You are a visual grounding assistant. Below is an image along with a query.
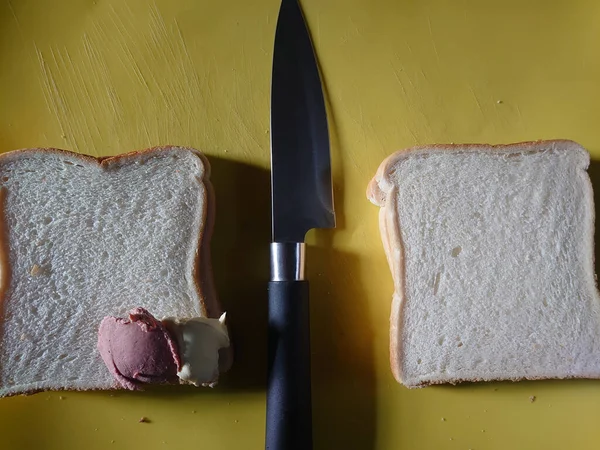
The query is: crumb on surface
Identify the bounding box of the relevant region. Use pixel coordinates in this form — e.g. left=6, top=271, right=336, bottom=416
left=59, top=396, right=64, bottom=400
left=441, top=417, right=446, bottom=422
left=192, top=410, right=196, bottom=414
left=30, top=264, right=42, bottom=276
left=139, top=417, right=150, bottom=423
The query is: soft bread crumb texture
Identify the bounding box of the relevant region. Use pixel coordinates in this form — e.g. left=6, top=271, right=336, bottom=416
left=0, top=147, right=212, bottom=396
left=369, top=140, right=600, bottom=387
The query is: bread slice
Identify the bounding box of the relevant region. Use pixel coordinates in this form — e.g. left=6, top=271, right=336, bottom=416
left=367, top=139, right=600, bottom=387
left=0, top=146, right=226, bottom=396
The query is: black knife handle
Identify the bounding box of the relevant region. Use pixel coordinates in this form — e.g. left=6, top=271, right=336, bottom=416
left=266, top=280, right=312, bottom=450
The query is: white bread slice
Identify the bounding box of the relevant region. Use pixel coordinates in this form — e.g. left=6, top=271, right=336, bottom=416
left=367, top=140, right=600, bottom=387
left=0, top=146, right=225, bottom=396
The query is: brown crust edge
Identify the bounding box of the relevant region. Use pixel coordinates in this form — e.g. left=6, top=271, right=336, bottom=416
left=0, top=145, right=229, bottom=396
left=404, top=372, right=600, bottom=389
left=197, top=164, right=234, bottom=374
left=366, top=139, right=596, bottom=387
left=1, top=383, right=115, bottom=398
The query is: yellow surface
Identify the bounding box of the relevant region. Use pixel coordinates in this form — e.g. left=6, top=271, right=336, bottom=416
left=1, top=0, right=600, bottom=448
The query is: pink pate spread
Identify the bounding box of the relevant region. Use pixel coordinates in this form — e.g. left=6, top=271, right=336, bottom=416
left=97, top=307, right=181, bottom=390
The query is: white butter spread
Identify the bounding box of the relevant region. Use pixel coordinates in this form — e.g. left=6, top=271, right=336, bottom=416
left=163, top=313, right=229, bottom=387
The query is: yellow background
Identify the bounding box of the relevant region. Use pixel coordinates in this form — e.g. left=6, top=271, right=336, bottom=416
left=1, top=0, right=600, bottom=449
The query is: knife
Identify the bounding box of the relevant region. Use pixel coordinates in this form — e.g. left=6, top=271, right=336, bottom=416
left=266, top=0, right=335, bottom=449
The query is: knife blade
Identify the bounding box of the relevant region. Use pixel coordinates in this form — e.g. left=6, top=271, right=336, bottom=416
left=266, top=0, right=335, bottom=449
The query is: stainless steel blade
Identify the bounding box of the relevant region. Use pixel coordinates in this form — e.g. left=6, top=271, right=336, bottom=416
left=270, top=0, right=335, bottom=243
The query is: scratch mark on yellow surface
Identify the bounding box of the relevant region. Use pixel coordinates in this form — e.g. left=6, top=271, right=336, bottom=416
left=340, top=15, right=362, bottom=46
left=174, top=19, right=192, bottom=64
left=416, top=110, right=432, bottom=141
left=402, top=69, right=416, bottom=92
left=8, top=0, right=39, bottom=70
left=48, top=46, right=84, bottom=153
left=427, top=17, right=440, bottom=63
left=141, top=122, right=152, bottom=147
left=6, top=0, right=17, bottom=23
left=56, top=47, right=96, bottom=153
left=345, top=145, right=363, bottom=178
left=82, top=32, right=122, bottom=122
left=231, top=107, right=261, bottom=153
left=38, top=46, right=75, bottom=143
left=35, top=46, right=67, bottom=139
left=516, top=104, right=523, bottom=121
left=406, top=125, right=419, bottom=143
left=151, top=4, right=178, bottom=63
left=370, top=117, right=386, bottom=152
left=90, top=19, right=134, bottom=89
left=468, top=85, right=485, bottom=118
left=6, top=0, right=22, bottom=33
left=46, top=48, right=65, bottom=115
left=392, top=69, right=408, bottom=98
left=108, top=5, right=152, bottom=93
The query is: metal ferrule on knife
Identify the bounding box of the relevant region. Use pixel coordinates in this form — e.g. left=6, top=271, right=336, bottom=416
left=270, top=242, right=306, bottom=281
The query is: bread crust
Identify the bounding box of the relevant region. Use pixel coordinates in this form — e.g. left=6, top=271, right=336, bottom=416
left=367, top=139, right=594, bottom=387
left=0, top=146, right=230, bottom=395
left=407, top=373, right=600, bottom=388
